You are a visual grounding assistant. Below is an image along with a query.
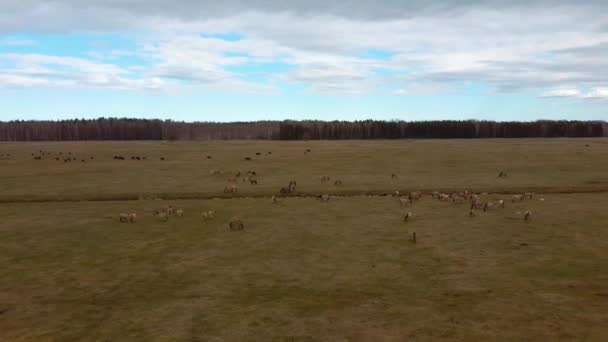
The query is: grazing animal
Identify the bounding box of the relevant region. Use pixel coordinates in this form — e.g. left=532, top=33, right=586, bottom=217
left=320, top=175, right=331, bottom=183
left=244, top=157, right=251, bottom=161
left=524, top=210, right=532, bottom=221
left=128, top=213, right=137, bottom=223
left=334, top=180, right=343, bottom=186
left=404, top=211, right=412, bottom=222
left=229, top=219, right=245, bottom=231
left=166, top=206, right=175, bottom=215
left=271, top=195, right=278, bottom=204
left=119, top=213, right=129, bottom=223
left=320, top=194, right=330, bottom=202
left=256, top=152, right=261, bottom=155
left=176, top=209, right=184, bottom=217
left=431, top=191, right=440, bottom=199
left=201, top=210, right=215, bottom=220
left=452, top=196, right=466, bottom=204
left=409, top=191, right=422, bottom=201
left=288, top=181, right=297, bottom=193
left=250, top=179, right=258, bottom=185
left=393, top=190, right=400, bottom=197
left=471, top=200, right=484, bottom=210
left=512, top=194, right=524, bottom=203
left=409, top=232, right=417, bottom=243
left=498, top=171, right=508, bottom=178
left=155, top=211, right=169, bottom=222
left=439, top=194, right=450, bottom=201
left=399, top=197, right=411, bottom=207
left=224, top=184, right=238, bottom=193
left=160, top=157, right=165, bottom=161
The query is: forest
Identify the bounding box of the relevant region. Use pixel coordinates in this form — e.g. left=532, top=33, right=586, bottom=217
left=0, top=118, right=606, bottom=141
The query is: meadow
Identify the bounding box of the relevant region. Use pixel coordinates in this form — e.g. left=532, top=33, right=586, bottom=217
left=1, top=139, right=608, bottom=341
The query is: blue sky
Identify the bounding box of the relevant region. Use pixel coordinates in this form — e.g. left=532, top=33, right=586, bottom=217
left=0, top=1, right=607, bottom=122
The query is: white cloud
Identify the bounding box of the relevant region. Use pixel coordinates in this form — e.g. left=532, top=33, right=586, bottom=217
left=0, top=1, right=607, bottom=96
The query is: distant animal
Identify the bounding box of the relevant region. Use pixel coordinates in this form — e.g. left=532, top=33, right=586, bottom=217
left=288, top=180, right=297, bottom=193
left=523, top=192, right=534, bottom=200
left=320, top=175, right=331, bottom=183
left=512, top=194, right=524, bottom=203
left=271, top=195, right=278, bottom=204
left=404, top=211, right=412, bottom=222
left=128, top=213, right=137, bottom=223
left=320, top=194, right=330, bottom=202
left=155, top=211, right=169, bottom=222
left=334, top=180, right=343, bottom=186
left=119, top=213, right=129, bottom=223
left=210, top=169, right=221, bottom=176
left=409, top=191, right=422, bottom=201
left=244, top=157, right=251, bottom=161
left=524, top=210, right=532, bottom=221
left=391, top=173, right=398, bottom=179
left=229, top=219, right=245, bottom=231
left=267, top=152, right=272, bottom=155
left=207, top=155, right=212, bottom=159
left=498, top=171, right=508, bottom=178
left=166, top=206, right=175, bottom=215
left=399, top=197, right=411, bottom=207
left=224, top=184, right=238, bottom=193
left=431, top=191, right=439, bottom=199
left=176, top=209, right=184, bottom=217
left=160, top=157, right=165, bottom=161
left=201, top=210, right=215, bottom=221
left=469, top=209, right=475, bottom=217
left=409, top=232, right=416, bottom=243
left=250, top=179, right=258, bottom=185
left=256, top=152, right=261, bottom=155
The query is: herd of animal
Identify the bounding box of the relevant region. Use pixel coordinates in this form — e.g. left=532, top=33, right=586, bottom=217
left=9, top=147, right=539, bottom=233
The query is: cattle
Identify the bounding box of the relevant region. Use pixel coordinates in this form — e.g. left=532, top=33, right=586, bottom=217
left=471, top=200, right=484, bottom=210
left=128, top=213, right=137, bottom=223
left=229, top=219, right=245, bottom=231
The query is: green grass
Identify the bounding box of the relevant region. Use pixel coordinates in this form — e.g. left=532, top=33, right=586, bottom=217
left=1, top=139, right=608, bottom=341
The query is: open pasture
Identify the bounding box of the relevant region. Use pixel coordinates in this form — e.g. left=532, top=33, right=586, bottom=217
left=0, top=139, right=607, bottom=201
left=1, top=139, right=608, bottom=341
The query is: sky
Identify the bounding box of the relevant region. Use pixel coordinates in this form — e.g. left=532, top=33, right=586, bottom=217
left=0, top=0, right=607, bottom=122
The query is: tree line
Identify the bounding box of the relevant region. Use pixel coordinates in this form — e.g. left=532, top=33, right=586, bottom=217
left=0, top=118, right=606, bottom=141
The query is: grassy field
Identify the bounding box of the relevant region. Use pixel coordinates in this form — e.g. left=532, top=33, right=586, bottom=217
left=1, top=139, right=608, bottom=341
left=1, top=139, right=608, bottom=200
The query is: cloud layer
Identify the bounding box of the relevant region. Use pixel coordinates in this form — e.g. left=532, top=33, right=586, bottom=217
left=0, top=0, right=607, bottom=99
